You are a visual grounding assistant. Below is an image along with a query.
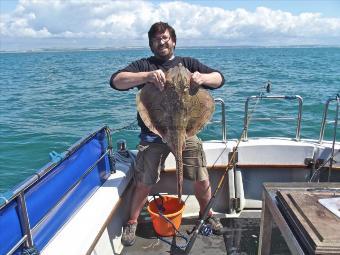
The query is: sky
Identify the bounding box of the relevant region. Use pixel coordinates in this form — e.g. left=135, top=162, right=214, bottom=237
left=1, top=0, right=340, bottom=51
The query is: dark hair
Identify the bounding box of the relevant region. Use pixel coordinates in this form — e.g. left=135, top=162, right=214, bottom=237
left=148, top=22, right=176, bottom=47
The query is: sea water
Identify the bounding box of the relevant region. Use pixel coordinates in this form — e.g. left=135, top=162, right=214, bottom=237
left=1, top=47, right=339, bottom=193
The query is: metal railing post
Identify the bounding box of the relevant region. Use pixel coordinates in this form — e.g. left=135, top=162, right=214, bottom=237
left=318, top=96, right=339, bottom=144
left=295, top=95, right=303, bottom=141
left=17, top=192, right=34, bottom=249
left=104, top=126, right=116, bottom=173
left=214, top=98, right=226, bottom=141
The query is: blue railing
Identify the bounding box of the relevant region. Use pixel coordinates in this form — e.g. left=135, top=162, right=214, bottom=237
left=0, top=126, right=114, bottom=255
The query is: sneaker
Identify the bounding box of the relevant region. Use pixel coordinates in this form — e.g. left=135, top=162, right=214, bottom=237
left=121, top=222, right=137, bottom=246
left=205, top=215, right=223, bottom=235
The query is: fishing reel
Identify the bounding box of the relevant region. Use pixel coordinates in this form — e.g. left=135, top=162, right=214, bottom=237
left=199, top=223, right=213, bottom=236
left=186, top=222, right=213, bottom=237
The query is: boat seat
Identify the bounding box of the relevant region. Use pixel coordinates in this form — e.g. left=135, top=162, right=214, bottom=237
left=41, top=161, right=133, bottom=255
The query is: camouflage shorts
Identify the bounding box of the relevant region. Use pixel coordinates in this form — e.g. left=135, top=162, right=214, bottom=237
left=134, top=136, right=208, bottom=185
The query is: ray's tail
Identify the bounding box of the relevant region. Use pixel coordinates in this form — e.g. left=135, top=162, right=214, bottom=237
left=176, top=153, right=183, bottom=202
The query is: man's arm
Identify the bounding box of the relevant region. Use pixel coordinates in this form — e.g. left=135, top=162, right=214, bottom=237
left=182, top=57, right=225, bottom=89
left=191, top=71, right=223, bottom=89
left=112, top=72, right=150, bottom=90
left=112, top=70, right=166, bottom=91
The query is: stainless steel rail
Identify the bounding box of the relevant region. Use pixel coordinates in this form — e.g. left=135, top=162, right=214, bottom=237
left=213, top=98, right=226, bottom=141
left=243, top=95, right=303, bottom=141
left=1, top=126, right=113, bottom=255
left=319, top=95, right=340, bottom=143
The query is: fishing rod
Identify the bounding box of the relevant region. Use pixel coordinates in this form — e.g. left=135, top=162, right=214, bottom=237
left=183, top=80, right=272, bottom=254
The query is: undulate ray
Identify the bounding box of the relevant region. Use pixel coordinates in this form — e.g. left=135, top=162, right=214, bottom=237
left=136, top=64, right=215, bottom=200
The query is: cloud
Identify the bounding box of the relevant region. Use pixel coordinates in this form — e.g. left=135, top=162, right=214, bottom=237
left=1, top=0, right=340, bottom=50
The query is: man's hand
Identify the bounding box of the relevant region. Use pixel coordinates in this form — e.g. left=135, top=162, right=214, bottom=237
left=191, top=71, right=223, bottom=89
left=147, top=69, right=166, bottom=91
left=191, top=71, right=205, bottom=87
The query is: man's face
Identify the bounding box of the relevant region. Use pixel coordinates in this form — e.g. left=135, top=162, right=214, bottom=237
left=150, top=29, right=175, bottom=60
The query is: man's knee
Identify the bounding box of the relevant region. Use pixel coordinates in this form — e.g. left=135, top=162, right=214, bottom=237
left=135, top=181, right=153, bottom=193
left=194, top=179, right=210, bottom=192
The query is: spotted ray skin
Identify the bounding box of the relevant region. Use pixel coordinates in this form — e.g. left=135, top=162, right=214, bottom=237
left=136, top=64, right=215, bottom=200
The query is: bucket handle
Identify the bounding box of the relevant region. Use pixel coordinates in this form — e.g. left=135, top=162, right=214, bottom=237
left=150, top=194, right=189, bottom=249
left=152, top=194, right=165, bottom=212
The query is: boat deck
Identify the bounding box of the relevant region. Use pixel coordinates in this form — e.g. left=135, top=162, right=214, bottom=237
left=122, top=217, right=290, bottom=255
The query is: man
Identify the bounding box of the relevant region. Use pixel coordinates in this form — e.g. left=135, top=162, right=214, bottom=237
left=110, top=22, right=225, bottom=246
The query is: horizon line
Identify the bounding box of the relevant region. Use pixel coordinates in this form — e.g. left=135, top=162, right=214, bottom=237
left=1, top=44, right=340, bottom=53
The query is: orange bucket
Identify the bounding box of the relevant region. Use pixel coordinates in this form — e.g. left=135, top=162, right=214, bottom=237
left=147, top=195, right=185, bottom=236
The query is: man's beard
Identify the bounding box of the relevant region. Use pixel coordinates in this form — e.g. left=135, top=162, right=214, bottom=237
left=153, top=44, right=174, bottom=60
